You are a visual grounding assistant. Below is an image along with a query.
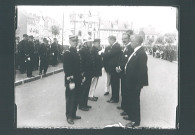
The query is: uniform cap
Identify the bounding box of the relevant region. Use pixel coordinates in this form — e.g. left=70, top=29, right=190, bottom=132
left=93, top=38, right=100, bottom=43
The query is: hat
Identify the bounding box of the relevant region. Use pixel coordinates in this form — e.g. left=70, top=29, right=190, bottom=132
left=23, top=34, right=28, bottom=38
left=93, top=38, right=100, bottom=43
left=69, top=35, right=78, bottom=41
left=29, top=35, right=34, bottom=39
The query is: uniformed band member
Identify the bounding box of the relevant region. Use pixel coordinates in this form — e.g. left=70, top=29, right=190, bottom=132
left=18, top=34, right=29, bottom=73
left=63, top=35, right=82, bottom=125
left=124, top=35, right=148, bottom=127
left=39, top=38, right=49, bottom=75
left=24, top=35, right=35, bottom=77
left=79, top=40, right=93, bottom=111
left=116, top=33, right=134, bottom=115
left=106, top=36, right=122, bottom=103
left=50, top=38, right=59, bottom=66
left=88, top=39, right=103, bottom=101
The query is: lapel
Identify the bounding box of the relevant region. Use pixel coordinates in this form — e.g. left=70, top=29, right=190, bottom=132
left=129, top=47, right=144, bottom=64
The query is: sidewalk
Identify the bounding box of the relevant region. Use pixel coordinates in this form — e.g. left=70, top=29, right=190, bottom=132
left=15, top=63, right=63, bottom=86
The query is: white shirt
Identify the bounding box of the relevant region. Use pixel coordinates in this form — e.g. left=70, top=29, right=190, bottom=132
left=124, top=45, right=142, bottom=74
left=123, top=42, right=131, bottom=52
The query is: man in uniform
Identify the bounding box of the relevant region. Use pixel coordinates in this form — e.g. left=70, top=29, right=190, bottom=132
left=39, top=38, right=49, bottom=75
left=78, top=40, right=93, bottom=111
left=106, top=35, right=122, bottom=103
left=18, top=34, right=29, bottom=73
left=88, top=39, right=103, bottom=101
left=116, top=33, right=134, bottom=116
left=24, top=35, right=35, bottom=77
left=51, top=38, right=59, bottom=66
left=63, top=35, right=82, bottom=125
left=124, top=35, right=148, bottom=127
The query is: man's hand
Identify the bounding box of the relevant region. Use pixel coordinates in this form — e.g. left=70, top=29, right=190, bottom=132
left=67, top=76, right=73, bottom=81
left=116, top=67, right=122, bottom=73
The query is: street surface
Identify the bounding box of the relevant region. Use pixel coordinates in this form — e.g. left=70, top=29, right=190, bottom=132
left=15, top=55, right=178, bottom=129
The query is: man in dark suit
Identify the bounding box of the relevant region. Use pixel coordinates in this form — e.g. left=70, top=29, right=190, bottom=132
left=116, top=33, right=134, bottom=115
left=63, top=35, right=82, bottom=125
left=24, top=35, right=35, bottom=78
left=38, top=38, right=49, bottom=75
left=106, top=35, right=122, bottom=103
left=50, top=38, right=59, bottom=66
left=18, top=34, right=28, bottom=74
left=124, top=35, right=148, bottom=127
left=78, top=40, right=93, bottom=111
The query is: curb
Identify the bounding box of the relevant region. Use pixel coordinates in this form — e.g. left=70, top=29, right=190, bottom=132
left=15, top=68, right=63, bottom=87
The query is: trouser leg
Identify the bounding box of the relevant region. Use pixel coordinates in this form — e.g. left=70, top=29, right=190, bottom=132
left=89, top=77, right=99, bottom=98
left=105, top=72, right=111, bottom=93
left=110, top=73, right=120, bottom=102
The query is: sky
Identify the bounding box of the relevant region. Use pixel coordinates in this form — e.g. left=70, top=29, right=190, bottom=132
left=18, top=6, right=178, bottom=34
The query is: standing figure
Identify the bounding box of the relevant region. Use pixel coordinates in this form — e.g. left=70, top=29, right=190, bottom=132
left=78, top=41, right=93, bottom=111
left=24, top=35, right=35, bottom=78
left=106, top=36, right=122, bottom=103
left=115, top=33, right=134, bottom=115
left=124, top=35, right=148, bottom=127
left=102, top=44, right=111, bottom=96
left=33, top=39, right=40, bottom=70
left=39, top=38, right=49, bottom=75
left=63, top=35, right=82, bottom=125
left=18, top=34, right=28, bottom=73
left=88, top=39, right=103, bottom=101
left=51, top=38, right=59, bottom=66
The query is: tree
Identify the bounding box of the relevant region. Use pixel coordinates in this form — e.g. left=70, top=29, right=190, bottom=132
left=51, top=25, right=60, bottom=37
left=156, top=36, right=164, bottom=45
left=164, top=33, right=176, bottom=44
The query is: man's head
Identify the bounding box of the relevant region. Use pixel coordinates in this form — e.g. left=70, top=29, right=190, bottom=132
left=131, top=35, right=144, bottom=49
left=69, top=35, right=78, bottom=48
left=53, top=38, right=57, bottom=43
left=126, top=30, right=134, bottom=36
left=108, top=35, right=116, bottom=45
left=43, top=38, right=48, bottom=44
left=93, top=39, right=101, bottom=48
left=29, top=35, right=34, bottom=42
left=122, top=33, right=131, bottom=45
left=23, top=34, right=28, bottom=40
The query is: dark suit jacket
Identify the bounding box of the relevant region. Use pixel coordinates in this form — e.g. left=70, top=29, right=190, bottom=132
left=104, top=42, right=122, bottom=74
left=118, top=44, right=134, bottom=74
left=102, top=45, right=111, bottom=73
left=63, top=47, right=82, bottom=84
left=125, top=47, right=148, bottom=88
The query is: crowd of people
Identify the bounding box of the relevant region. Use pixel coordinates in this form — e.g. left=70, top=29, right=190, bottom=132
left=145, top=44, right=178, bottom=62
left=63, top=30, right=148, bottom=128
left=15, top=35, right=63, bottom=77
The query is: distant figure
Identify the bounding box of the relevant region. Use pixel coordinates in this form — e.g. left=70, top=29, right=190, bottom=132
left=39, top=38, right=49, bottom=75
left=24, top=35, right=35, bottom=77
left=50, top=38, right=59, bottom=66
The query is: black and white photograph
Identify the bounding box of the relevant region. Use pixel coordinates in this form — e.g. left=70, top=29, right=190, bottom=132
left=14, top=6, right=178, bottom=129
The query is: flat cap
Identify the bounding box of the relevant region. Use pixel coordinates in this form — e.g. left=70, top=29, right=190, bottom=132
left=93, top=38, right=100, bottom=43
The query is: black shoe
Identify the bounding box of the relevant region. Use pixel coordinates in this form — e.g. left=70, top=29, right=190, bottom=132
left=79, top=107, right=89, bottom=111
left=120, top=112, right=127, bottom=116
left=88, top=97, right=97, bottom=101
left=93, top=96, right=98, bottom=100
left=117, top=106, right=123, bottom=110
left=67, top=118, right=74, bottom=125
left=123, top=116, right=131, bottom=120
left=86, top=105, right=92, bottom=109
left=73, top=116, right=81, bottom=119
left=104, top=92, right=109, bottom=96
left=126, top=122, right=140, bottom=127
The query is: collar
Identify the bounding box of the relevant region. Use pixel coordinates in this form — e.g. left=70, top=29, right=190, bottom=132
left=134, top=45, right=142, bottom=53
left=112, top=41, right=117, bottom=46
